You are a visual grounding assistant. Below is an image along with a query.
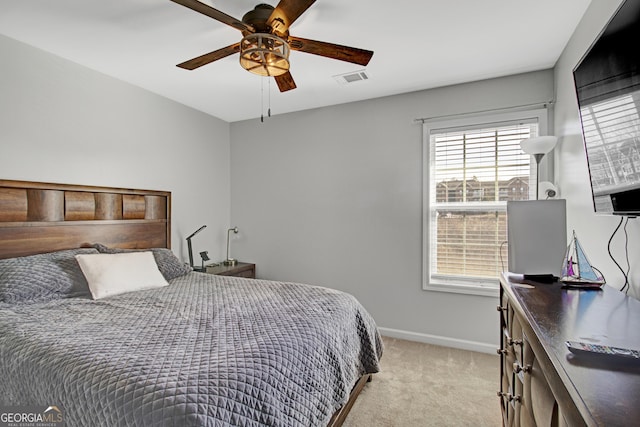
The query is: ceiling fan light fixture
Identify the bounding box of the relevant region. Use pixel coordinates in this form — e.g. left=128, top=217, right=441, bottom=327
left=240, top=33, right=290, bottom=77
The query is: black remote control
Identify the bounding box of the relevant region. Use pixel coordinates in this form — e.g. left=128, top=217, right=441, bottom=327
left=566, top=341, right=640, bottom=360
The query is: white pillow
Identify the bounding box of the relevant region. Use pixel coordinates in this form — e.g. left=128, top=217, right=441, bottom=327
left=75, top=252, right=169, bottom=300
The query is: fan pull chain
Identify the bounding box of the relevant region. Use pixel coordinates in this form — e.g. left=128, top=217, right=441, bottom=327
left=261, top=77, right=265, bottom=123
left=268, top=78, right=271, bottom=118
left=260, top=78, right=273, bottom=123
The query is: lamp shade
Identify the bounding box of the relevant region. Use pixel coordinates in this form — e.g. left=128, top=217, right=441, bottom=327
left=519, top=136, right=558, bottom=156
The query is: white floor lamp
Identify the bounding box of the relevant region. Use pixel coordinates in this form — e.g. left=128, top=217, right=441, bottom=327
left=519, top=136, right=558, bottom=200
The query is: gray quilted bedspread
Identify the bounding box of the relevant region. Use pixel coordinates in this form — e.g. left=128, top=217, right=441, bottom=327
left=0, top=273, right=382, bottom=426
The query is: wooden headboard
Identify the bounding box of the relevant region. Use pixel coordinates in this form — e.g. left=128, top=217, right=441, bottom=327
left=0, top=180, right=171, bottom=259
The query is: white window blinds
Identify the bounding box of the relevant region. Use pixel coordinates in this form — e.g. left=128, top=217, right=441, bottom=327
left=424, top=115, right=540, bottom=294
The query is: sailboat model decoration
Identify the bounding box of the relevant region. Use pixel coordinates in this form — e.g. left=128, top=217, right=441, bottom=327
left=560, top=230, right=606, bottom=288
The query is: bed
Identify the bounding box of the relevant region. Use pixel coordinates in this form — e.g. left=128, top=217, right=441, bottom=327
left=0, top=180, right=382, bottom=427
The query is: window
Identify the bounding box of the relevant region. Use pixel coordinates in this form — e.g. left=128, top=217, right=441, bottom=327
left=423, top=109, right=548, bottom=296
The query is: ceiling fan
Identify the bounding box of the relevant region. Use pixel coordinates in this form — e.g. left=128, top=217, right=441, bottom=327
left=170, top=0, right=374, bottom=92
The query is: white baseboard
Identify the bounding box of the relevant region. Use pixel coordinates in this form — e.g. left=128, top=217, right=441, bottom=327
left=378, top=327, right=498, bottom=355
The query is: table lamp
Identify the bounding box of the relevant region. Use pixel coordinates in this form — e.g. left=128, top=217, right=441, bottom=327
left=224, top=227, right=239, bottom=266
left=186, top=225, right=206, bottom=271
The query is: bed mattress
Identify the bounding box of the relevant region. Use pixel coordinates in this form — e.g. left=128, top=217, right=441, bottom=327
left=0, top=273, right=382, bottom=426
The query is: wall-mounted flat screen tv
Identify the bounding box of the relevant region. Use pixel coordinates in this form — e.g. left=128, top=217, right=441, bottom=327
left=573, top=0, right=640, bottom=215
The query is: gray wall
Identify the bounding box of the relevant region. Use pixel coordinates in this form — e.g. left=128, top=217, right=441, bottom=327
left=553, top=0, right=639, bottom=299
left=10, top=10, right=630, bottom=354
left=230, top=70, right=554, bottom=352
left=0, top=34, right=232, bottom=263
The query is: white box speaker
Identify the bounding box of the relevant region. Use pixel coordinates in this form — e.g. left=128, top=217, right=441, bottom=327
left=507, top=199, right=567, bottom=276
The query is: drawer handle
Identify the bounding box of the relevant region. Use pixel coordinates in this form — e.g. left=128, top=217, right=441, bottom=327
left=497, top=391, right=521, bottom=403
left=509, top=338, right=523, bottom=347
left=513, top=362, right=532, bottom=374
left=503, top=329, right=522, bottom=346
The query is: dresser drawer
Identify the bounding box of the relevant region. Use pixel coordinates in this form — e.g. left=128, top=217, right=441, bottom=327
left=233, top=268, right=256, bottom=278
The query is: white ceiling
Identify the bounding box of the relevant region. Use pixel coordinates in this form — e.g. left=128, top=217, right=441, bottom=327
left=0, top=0, right=593, bottom=122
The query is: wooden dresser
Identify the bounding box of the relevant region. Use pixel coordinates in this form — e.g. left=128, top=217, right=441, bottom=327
left=498, top=274, right=640, bottom=426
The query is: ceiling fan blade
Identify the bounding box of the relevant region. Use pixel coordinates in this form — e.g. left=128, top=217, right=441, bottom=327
left=267, top=0, right=316, bottom=37
left=289, top=36, right=373, bottom=66
left=177, top=43, right=240, bottom=70
left=275, top=72, right=297, bottom=92
left=170, top=0, right=254, bottom=33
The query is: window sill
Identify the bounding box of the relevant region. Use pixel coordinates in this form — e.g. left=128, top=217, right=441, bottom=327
left=423, top=281, right=499, bottom=298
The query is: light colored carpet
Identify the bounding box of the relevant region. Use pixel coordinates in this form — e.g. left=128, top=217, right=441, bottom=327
left=343, top=337, right=501, bottom=427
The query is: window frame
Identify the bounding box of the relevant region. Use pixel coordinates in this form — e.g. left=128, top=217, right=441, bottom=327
left=422, top=108, right=549, bottom=297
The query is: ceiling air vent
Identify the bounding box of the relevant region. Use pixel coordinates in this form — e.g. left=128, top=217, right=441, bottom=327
left=333, top=70, right=370, bottom=85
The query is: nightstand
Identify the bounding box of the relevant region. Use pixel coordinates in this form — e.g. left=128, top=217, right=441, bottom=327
left=205, top=262, right=255, bottom=279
